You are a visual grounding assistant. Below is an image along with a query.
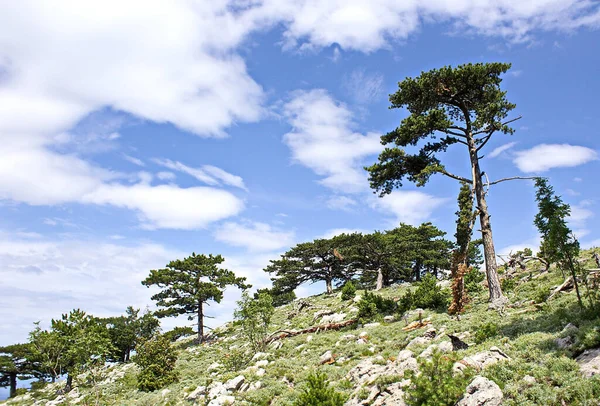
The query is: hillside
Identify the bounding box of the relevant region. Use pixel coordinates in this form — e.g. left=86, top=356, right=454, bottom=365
left=3, top=248, right=600, bottom=406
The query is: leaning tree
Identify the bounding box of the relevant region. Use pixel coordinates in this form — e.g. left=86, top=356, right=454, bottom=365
left=366, top=62, right=533, bottom=307
left=142, top=253, right=249, bottom=343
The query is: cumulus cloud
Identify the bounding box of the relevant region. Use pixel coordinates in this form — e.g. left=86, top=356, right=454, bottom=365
left=214, top=221, right=295, bottom=252
left=282, top=89, right=382, bottom=192
left=319, top=228, right=370, bottom=239
left=369, top=191, right=447, bottom=225
left=513, top=144, right=598, bottom=173
left=82, top=184, right=244, bottom=230
left=326, top=195, right=358, bottom=211
left=488, top=141, right=517, bottom=158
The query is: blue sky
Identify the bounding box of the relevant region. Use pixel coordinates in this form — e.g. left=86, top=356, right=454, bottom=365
left=1, top=1, right=599, bottom=348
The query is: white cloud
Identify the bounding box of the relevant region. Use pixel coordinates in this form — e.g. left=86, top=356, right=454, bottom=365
left=369, top=191, right=447, bottom=225
left=496, top=237, right=541, bottom=257
left=513, top=144, right=598, bottom=173
left=156, top=171, right=177, bottom=181
left=82, top=183, right=244, bottom=230
left=214, top=221, right=295, bottom=252
left=282, top=89, right=382, bottom=192
left=123, top=155, right=145, bottom=167
left=488, top=141, right=517, bottom=158
left=0, top=232, right=185, bottom=345
left=343, top=69, right=385, bottom=104
left=253, top=0, right=600, bottom=51
left=153, top=159, right=247, bottom=191
left=326, top=195, right=358, bottom=211
left=568, top=203, right=594, bottom=227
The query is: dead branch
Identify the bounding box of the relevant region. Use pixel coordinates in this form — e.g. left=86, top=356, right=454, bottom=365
left=265, top=319, right=358, bottom=344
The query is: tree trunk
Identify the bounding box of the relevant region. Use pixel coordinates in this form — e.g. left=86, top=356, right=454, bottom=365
left=125, top=347, right=131, bottom=362
left=65, top=374, right=73, bottom=393
left=198, top=301, right=204, bottom=343
left=375, top=268, right=384, bottom=291
left=468, top=136, right=506, bottom=307
left=325, top=278, right=333, bottom=294
left=9, top=372, right=16, bottom=398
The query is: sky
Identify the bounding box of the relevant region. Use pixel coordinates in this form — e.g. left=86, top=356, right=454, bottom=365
left=1, top=0, right=599, bottom=349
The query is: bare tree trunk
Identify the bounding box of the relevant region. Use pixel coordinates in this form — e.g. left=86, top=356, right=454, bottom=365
left=9, top=372, right=16, bottom=398
left=375, top=268, right=383, bottom=291
left=198, top=301, right=204, bottom=343
left=325, top=278, right=333, bottom=294
left=65, top=374, right=73, bottom=393
left=468, top=136, right=506, bottom=307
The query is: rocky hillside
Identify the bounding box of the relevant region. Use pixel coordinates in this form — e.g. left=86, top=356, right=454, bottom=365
left=4, top=249, right=600, bottom=406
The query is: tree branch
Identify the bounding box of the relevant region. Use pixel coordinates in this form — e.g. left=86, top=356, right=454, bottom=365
left=488, top=176, right=539, bottom=186
left=439, top=169, right=471, bottom=183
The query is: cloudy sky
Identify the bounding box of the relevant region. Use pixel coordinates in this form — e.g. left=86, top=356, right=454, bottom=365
left=1, top=0, right=599, bottom=347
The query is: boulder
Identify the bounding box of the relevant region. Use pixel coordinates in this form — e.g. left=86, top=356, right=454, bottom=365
left=321, top=313, right=346, bottom=324
left=576, top=348, right=600, bottom=377
left=456, top=376, right=503, bottom=406
left=207, top=395, right=236, bottom=406
left=555, top=336, right=574, bottom=349
left=384, top=315, right=395, bottom=323
left=455, top=347, right=511, bottom=372
left=320, top=350, right=334, bottom=364
left=187, top=385, right=207, bottom=400
left=224, top=375, right=245, bottom=391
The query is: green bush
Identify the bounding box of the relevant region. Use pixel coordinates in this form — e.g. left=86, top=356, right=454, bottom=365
left=340, top=281, right=357, bottom=301
left=234, top=291, right=274, bottom=352
left=464, top=268, right=485, bottom=294
left=223, top=347, right=252, bottom=372
left=397, top=290, right=415, bottom=315
left=404, top=350, right=473, bottom=406
left=294, top=371, right=347, bottom=406
left=474, top=322, right=499, bottom=344
left=12, top=388, right=27, bottom=397
left=501, top=278, right=516, bottom=292
left=357, top=291, right=397, bottom=322
left=413, top=274, right=448, bottom=310
left=133, top=334, right=178, bottom=392
left=534, top=286, right=550, bottom=303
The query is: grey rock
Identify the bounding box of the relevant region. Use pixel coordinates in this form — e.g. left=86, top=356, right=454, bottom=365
left=320, top=350, right=334, bottom=364
left=456, top=376, right=503, bottom=406
left=187, top=385, right=207, bottom=400
left=224, top=375, right=245, bottom=392
left=576, top=348, right=600, bottom=377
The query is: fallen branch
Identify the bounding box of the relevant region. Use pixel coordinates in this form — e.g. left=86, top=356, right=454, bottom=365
left=547, top=276, right=574, bottom=301
left=265, top=319, right=358, bottom=344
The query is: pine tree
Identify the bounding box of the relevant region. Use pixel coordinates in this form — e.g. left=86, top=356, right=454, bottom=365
left=534, top=178, right=583, bottom=307
left=142, top=253, right=249, bottom=343
left=134, top=334, right=178, bottom=392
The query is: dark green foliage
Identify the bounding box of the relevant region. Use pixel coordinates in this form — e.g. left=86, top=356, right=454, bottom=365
left=474, top=322, right=499, bottom=344
left=294, top=371, right=347, bottom=406
left=234, top=291, right=274, bottom=352
left=534, top=178, right=584, bottom=307
left=397, top=290, right=415, bottom=315
left=464, top=268, right=485, bottom=294
left=222, top=347, right=252, bottom=372
left=255, top=285, right=296, bottom=308
left=501, top=278, right=516, bottom=293
left=99, top=306, right=159, bottom=362
left=163, top=326, right=195, bottom=342
left=28, top=309, right=114, bottom=391
left=134, top=334, right=178, bottom=392
left=0, top=343, right=35, bottom=398
left=533, top=286, right=551, bottom=304
left=357, top=291, right=397, bottom=322
left=340, top=281, right=356, bottom=301
left=413, top=274, right=448, bottom=310
left=142, top=253, right=250, bottom=342
left=404, top=350, right=474, bottom=406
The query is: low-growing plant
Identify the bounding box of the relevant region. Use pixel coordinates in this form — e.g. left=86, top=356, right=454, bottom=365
left=223, top=347, right=252, bottom=372
left=474, top=322, right=499, bottom=344
left=294, top=370, right=347, bottom=406
left=413, top=274, right=449, bottom=310
left=404, top=350, right=473, bottom=406
left=534, top=286, right=551, bottom=304
left=340, top=281, right=357, bottom=301
left=501, top=278, right=517, bottom=293
left=234, top=291, right=274, bottom=352
left=133, top=334, right=178, bottom=392
left=464, top=268, right=485, bottom=294
left=397, top=290, right=415, bottom=315
left=357, top=291, right=397, bottom=322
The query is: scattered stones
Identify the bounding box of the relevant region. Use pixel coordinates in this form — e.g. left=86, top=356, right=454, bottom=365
left=455, top=347, right=511, bottom=372
left=555, top=336, right=574, bottom=349
left=306, top=335, right=313, bottom=342
left=562, top=323, right=579, bottom=333
left=456, top=376, right=503, bottom=406
left=321, top=313, right=346, bottom=324
left=348, top=306, right=359, bottom=313
left=187, top=385, right=207, bottom=400
left=356, top=338, right=368, bottom=345
left=252, top=352, right=269, bottom=361
left=359, top=331, right=369, bottom=339
left=364, top=322, right=381, bottom=328
left=320, top=350, right=334, bottom=364
left=383, top=315, right=395, bottom=323
left=576, top=348, right=600, bottom=377
left=353, top=295, right=362, bottom=303
left=270, top=341, right=283, bottom=350
left=207, top=395, right=235, bottom=406
left=255, top=368, right=266, bottom=377
left=208, top=362, right=222, bottom=372
left=255, top=359, right=269, bottom=367
left=522, top=375, right=537, bottom=385
left=224, top=375, right=245, bottom=391
left=249, top=381, right=262, bottom=391
left=161, top=389, right=171, bottom=398
left=342, top=334, right=356, bottom=341
left=313, top=309, right=334, bottom=322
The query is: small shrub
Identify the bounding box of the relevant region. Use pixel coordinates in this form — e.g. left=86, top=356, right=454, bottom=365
left=404, top=350, right=473, bottom=406
left=234, top=291, right=274, bottom=352
left=294, top=371, right=347, bottom=406
left=223, top=347, right=252, bottom=372
left=501, top=278, right=516, bottom=292
left=357, top=291, right=397, bottom=322
left=397, top=290, right=415, bottom=315
left=134, top=334, right=178, bottom=392
left=534, top=286, right=550, bottom=303
left=464, top=268, right=485, bottom=294
left=474, top=322, right=499, bottom=344
left=414, top=274, right=448, bottom=310
left=340, top=281, right=357, bottom=301
left=29, top=380, right=48, bottom=391
left=12, top=388, right=27, bottom=397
